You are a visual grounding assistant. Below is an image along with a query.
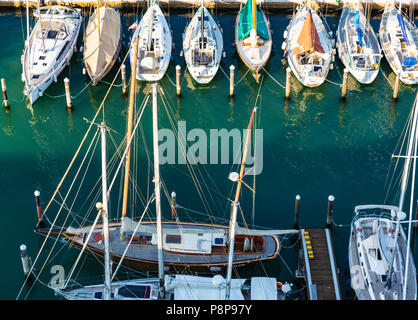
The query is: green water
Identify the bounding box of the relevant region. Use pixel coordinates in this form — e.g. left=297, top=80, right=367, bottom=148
left=1, top=8, right=418, bottom=300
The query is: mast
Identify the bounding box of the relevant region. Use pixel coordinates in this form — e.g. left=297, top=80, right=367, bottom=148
left=200, top=0, right=205, bottom=52
left=225, top=107, right=257, bottom=300
left=96, top=0, right=101, bottom=42
left=26, top=0, right=29, bottom=42
left=37, top=0, right=45, bottom=53
left=100, top=123, right=112, bottom=300
left=151, top=83, right=165, bottom=299
left=120, top=36, right=139, bottom=239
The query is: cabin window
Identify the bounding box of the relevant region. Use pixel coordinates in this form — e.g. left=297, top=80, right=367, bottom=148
left=214, top=237, right=224, bottom=245
left=32, top=75, right=40, bottom=79
left=94, top=291, right=103, bottom=300
left=39, top=56, right=46, bottom=60
left=368, top=248, right=377, bottom=259
left=166, top=235, right=181, bottom=244
left=118, top=285, right=151, bottom=299
left=47, top=30, right=58, bottom=39
left=128, top=235, right=152, bottom=244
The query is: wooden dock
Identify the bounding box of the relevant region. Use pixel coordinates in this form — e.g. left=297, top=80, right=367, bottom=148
left=300, top=228, right=341, bottom=300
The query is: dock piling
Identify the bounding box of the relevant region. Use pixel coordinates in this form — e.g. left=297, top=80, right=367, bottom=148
left=326, top=195, right=335, bottom=228
left=229, top=65, right=235, bottom=97
left=293, top=194, right=301, bottom=229
left=121, top=64, right=127, bottom=95
left=342, top=68, right=348, bottom=99
left=285, top=67, right=291, bottom=100
left=64, top=77, right=72, bottom=109
left=34, top=190, right=43, bottom=224
left=171, top=191, right=177, bottom=220
left=20, top=244, right=31, bottom=279
left=176, top=65, right=181, bottom=96
left=393, top=72, right=400, bottom=101
left=1, top=78, right=9, bottom=108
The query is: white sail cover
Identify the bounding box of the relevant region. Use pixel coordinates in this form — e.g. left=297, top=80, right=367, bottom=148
left=166, top=275, right=246, bottom=300
left=250, top=277, right=277, bottom=300
left=83, top=7, right=120, bottom=79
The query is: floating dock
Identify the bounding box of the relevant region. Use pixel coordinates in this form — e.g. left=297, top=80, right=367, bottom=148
left=0, top=0, right=416, bottom=9
left=300, top=228, right=341, bottom=300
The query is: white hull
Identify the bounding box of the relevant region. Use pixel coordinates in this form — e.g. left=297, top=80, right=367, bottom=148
left=129, top=4, right=172, bottom=82
left=22, top=6, right=81, bottom=104
left=379, top=4, right=418, bottom=85
left=336, top=6, right=381, bottom=84
left=284, top=5, right=333, bottom=87
left=183, top=5, right=223, bottom=84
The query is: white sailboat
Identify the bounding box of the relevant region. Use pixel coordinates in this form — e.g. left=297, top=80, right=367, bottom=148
left=129, top=0, right=172, bottom=81
left=21, top=5, right=81, bottom=104
left=83, top=3, right=121, bottom=85
left=336, top=2, right=382, bottom=84
left=379, top=2, right=418, bottom=84
left=283, top=0, right=334, bottom=87
left=348, top=94, right=418, bottom=300
left=183, top=0, right=223, bottom=84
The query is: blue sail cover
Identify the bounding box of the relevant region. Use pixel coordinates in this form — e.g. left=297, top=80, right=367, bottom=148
left=354, top=11, right=363, bottom=48
left=397, top=13, right=410, bottom=46
left=403, top=56, right=417, bottom=67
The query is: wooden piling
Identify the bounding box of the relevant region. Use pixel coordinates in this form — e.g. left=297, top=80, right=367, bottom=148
left=229, top=65, right=235, bottom=97
left=121, top=64, right=127, bottom=95
left=1, top=78, right=9, bottom=108
left=326, top=195, right=335, bottom=228
left=20, top=244, right=31, bottom=278
left=341, top=68, right=348, bottom=99
left=34, top=190, right=43, bottom=224
left=293, top=194, right=301, bottom=229
left=393, top=72, right=400, bottom=100
left=171, top=191, right=177, bottom=219
left=285, top=67, right=291, bottom=100
left=64, top=77, right=72, bottom=109
left=176, top=65, right=181, bottom=96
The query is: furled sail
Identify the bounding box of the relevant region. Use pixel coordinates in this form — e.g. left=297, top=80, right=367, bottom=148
left=293, top=10, right=325, bottom=55
left=237, top=0, right=269, bottom=42
left=397, top=13, right=410, bottom=46
left=354, top=11, right=363, bottom=48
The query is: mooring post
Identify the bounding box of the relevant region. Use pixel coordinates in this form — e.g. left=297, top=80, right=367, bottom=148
left=64, top=77, right=72, bottom=109
left=34, top=190, right=43, bottom=224
left=121, top=63, right=127, bottom=95
left=342, top=68, right=348, bottom=99
left=229, top=65, right=235, bottom=97
left=20, top=244, right=31, bottom=278
left=176, top=65, right=181, bottom=96
left=171, top=191, right=177, bottom=220
left=393, top=72, right=400, bottom=101
left=293, top=194, right=301, bottom=229
left=326, top=195, right=335, bottom=228
left=285, top=67, right=291, bottom=100
left=1, top=78, right=9, bottom=108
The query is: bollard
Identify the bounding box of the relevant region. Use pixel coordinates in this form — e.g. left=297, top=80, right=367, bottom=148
left=82, top=67, right=86, bottom=75
left=326, top=195, right=335, bottom=228
left=1, top=78, right=9, bottom=108
left=121, top=64, right=127, bottom=95
left=393, top=72, right=400, bottom=100
left=20, top=244, right=31, bottom=278
left=341, top=68, right=348, bottom=99
left=293, top=195, right=301, bottom=229
left=64, top=77, right=72, bottom=109
left=229, top=65, right=235, bottom=97
left=171, top=191, right=177, bottom=220
left=34, top=190, right=43, bottom=224
left=285, top=67, right=291, bottom=100
left=176, top=65, right=181, bottom=96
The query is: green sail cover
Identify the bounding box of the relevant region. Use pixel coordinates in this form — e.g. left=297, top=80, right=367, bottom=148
left=237, top=0, right=270, bottom=42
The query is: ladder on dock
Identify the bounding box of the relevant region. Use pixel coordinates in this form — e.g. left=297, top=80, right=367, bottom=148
left=300, top=229, right=341, bottom=300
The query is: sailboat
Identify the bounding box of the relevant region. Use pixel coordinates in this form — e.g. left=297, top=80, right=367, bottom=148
left=83, top=3, right=121, bottom=85
left=183, top=0, right=223, bottom=84
left=234, top=0, right=272, bottom=82
left=21, top=5, right=81, bottom=104
left=283, top=0, right=334, bottom=87
left=336, top=2, right=382, bottom=84
left=379, top=2, right=418, bottom=84
left=129, top=0, right=172, bottom=81
left=348, top=94, right=418, bottom=300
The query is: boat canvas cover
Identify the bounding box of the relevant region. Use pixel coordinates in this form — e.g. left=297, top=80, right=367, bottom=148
left=354, top=11, right=363, bottom=48
left=84, top=7, right=120, bottom=76
left=397, top=13, right=410, bottom=46
left=250, top=277, right=277, bottom=300
left=168, top=275, right=246, bottom=300
left=293, top=10, right=325, bottom=55
left=237, top=0, right=269, bottom=42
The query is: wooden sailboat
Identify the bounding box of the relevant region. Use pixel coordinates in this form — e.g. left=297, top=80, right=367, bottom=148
left=379, top=2, right=418, bottom=85
left=83, top=2, right=121, bottom=85
left=183, top=0, right=223, bottom=84
left=283, top=0, right=334, bottom=87
left=129, top=0, right=172, bottom=81
left=348, top=94, right=418, bottom=300
left=21, top=5, right=81, bottom=104
left=336, top=2, right=382, bottom=84
left=234, top=0, right=272, bottom=82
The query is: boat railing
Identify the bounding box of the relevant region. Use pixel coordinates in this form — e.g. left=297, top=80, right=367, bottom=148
left=353, top=210, right=395, bottom=224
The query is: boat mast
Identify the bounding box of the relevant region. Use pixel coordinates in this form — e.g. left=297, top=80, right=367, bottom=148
left=120, top=36, right=139, bottom=239
left=100, top=123, right=112, bottom=300
left=151, top=83, right=165, bottom=299
left=200, top=0, right=205, bottom=52
left=225, top=107, right=257, bottom=300
left=96, top=0, right=101, bottom=42
left=26, top=0, right=29, bottom=42
left=37, top=0, right=45, bottom=53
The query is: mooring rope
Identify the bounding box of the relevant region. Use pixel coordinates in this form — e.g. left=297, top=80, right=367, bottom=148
left=235, top=68, right=250, bottom=86
left=219, top=64, right=230, bottom=81
left=262, top=67, right=286, bottom=89
left=379, top=67, right=394, bottom=89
